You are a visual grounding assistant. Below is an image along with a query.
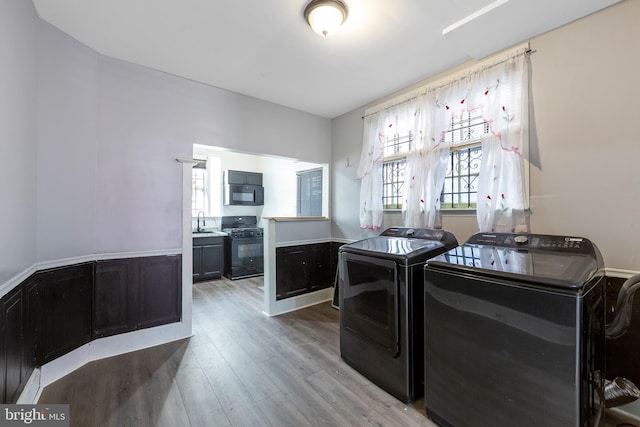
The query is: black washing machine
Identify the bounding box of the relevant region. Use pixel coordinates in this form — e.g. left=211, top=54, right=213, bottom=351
left=338, top=227, right=458, bottom=403
left=423, top=232, right=605, bottom=427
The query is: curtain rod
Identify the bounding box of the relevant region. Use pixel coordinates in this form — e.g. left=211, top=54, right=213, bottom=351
left=361, top=48, right=535, bottom=120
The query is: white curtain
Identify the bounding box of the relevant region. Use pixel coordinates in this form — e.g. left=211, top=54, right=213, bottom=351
left=425, top=51, right=529, bottom=233
left=359, top=49, right=529, bottom=232
left=475, top=54, right=529, bottom=232
left=357, top=112, right=384, bottom=230
left=403, top=93, right=449, bottom=228
left=358, top=103, right=416, bottom=230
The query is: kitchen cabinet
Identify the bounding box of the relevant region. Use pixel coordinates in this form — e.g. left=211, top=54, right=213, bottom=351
left=225, top=169, right=262, bottom=186
left=193, top=236, right=224, bottom=281
left=308, top=243, right=332, bottom=290
left=276, top=246, right=307, bottom=299
left=40, top=263, right=93, bottom=363
left=276, top=242, right=332, bottom=300
left=94, top=255, right=182, bottom=338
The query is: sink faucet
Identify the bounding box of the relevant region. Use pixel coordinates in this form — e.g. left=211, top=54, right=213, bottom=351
left=197, top=211, right=205, bottom=232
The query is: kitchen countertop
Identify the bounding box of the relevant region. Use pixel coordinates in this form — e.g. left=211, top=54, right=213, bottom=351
left=192, top=231, right=227, bottom=237
left=263, top=217, right=329, bottom=221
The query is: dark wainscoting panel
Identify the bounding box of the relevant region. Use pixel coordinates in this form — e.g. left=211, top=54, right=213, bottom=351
left=0, top=253, right=182, bottom=404
left=94, top=255, right=182, bottom=337
left=94, top=259, right=138, bottom=338
left=40, top=263, right=94, bottom=363
left=137, top=255, right=182, bottom=329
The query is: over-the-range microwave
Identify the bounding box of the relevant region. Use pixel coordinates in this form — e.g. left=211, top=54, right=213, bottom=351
left=224, top=184, right=264, bottom=206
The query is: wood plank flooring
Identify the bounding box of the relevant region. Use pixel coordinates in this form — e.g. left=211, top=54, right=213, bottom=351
left=38, top=277, right=432, bottom=427
left=38, top=276, right=640, bottom=427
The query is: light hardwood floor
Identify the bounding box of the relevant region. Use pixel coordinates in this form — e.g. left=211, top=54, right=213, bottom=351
left=39, top=276, right=639, bottom=427
left=39, top=277, right=432, bottom=427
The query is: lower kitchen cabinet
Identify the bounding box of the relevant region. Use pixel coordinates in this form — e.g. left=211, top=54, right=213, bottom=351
left=193, top=236, right=224, bottom=281
left=276, top=242, right=332, bottom=300
left=276, top=246, right=307, bottom=299
left=94, top=255, right=182, bottom=338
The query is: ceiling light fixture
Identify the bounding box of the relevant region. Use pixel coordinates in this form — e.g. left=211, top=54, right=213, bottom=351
left=304, top=0, right=348, bottom=37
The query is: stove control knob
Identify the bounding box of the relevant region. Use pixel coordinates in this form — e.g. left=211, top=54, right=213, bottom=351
left=514, top=235, right=529, bottom=245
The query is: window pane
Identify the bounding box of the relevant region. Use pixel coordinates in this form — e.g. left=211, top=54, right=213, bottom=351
left=442, top=111, right=489, bottom=146
left=384, top=132, right=412, bottom=158
left=382, top=159, right=405, bottom=210
left=440, top=145, right=481, bottom=209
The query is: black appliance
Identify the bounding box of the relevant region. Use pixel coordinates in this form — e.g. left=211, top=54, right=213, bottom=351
left=224, top=170, right=264, bottom=206
left=338, top=227, right=458, bottom=403
left=423, top=233, right=605, bottom=427
left=224, top=184, right=264, bottom=206
left=221, top=216, right=264, bottom=280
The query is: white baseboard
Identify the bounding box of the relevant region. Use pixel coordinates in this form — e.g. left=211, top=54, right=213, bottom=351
left=606, top=268, right=640, bottom=279
left=263, top=288, right=333, bottom=317
left=16, top=368, right=41, bottom=404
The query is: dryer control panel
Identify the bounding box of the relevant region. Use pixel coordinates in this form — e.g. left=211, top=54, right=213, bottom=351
left=381, top=227, right=446, bottom=241
left=466, top=233, right=593, bottom=254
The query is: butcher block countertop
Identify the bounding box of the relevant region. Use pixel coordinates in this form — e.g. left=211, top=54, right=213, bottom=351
left=264, top=217, right=329, bottom=221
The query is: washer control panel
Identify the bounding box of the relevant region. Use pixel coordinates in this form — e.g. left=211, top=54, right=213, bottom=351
left=466, top=233, right=591, bottom=253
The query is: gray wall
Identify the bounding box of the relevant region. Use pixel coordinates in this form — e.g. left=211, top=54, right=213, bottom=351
left=528, top=0, right=640, bottom=271
left=93, top=54, right=330, bottom=254
left=37, top=20, right=98, bottom=262
left=0, top=0, right=38, bottom=284
left=3, top=12, right=331, bottom=284
left=331, top=0, right=640, bottom=271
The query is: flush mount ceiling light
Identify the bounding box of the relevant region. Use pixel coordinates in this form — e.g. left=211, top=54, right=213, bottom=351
left=304, top=0, right=348, bottom=37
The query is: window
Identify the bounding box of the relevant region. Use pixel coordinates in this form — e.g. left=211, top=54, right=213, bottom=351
left=297, top=168, right=323, bottom=216
left=191, top=160, right=207, bottom=217
left=382, top=111, right=488, bottom=211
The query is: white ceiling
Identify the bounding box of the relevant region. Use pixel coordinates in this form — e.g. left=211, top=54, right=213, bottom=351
left=32, top=0, right=620, bottom=118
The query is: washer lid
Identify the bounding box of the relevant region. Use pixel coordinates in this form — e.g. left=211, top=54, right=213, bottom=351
left=427, top=244, right=603, bottom=290
left=341, top=236, right=446, bottom=263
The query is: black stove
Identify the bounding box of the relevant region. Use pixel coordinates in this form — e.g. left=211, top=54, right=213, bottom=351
left=223, top=227, right=264, bottom=239
left=221, top=216, right=264, bottom=279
